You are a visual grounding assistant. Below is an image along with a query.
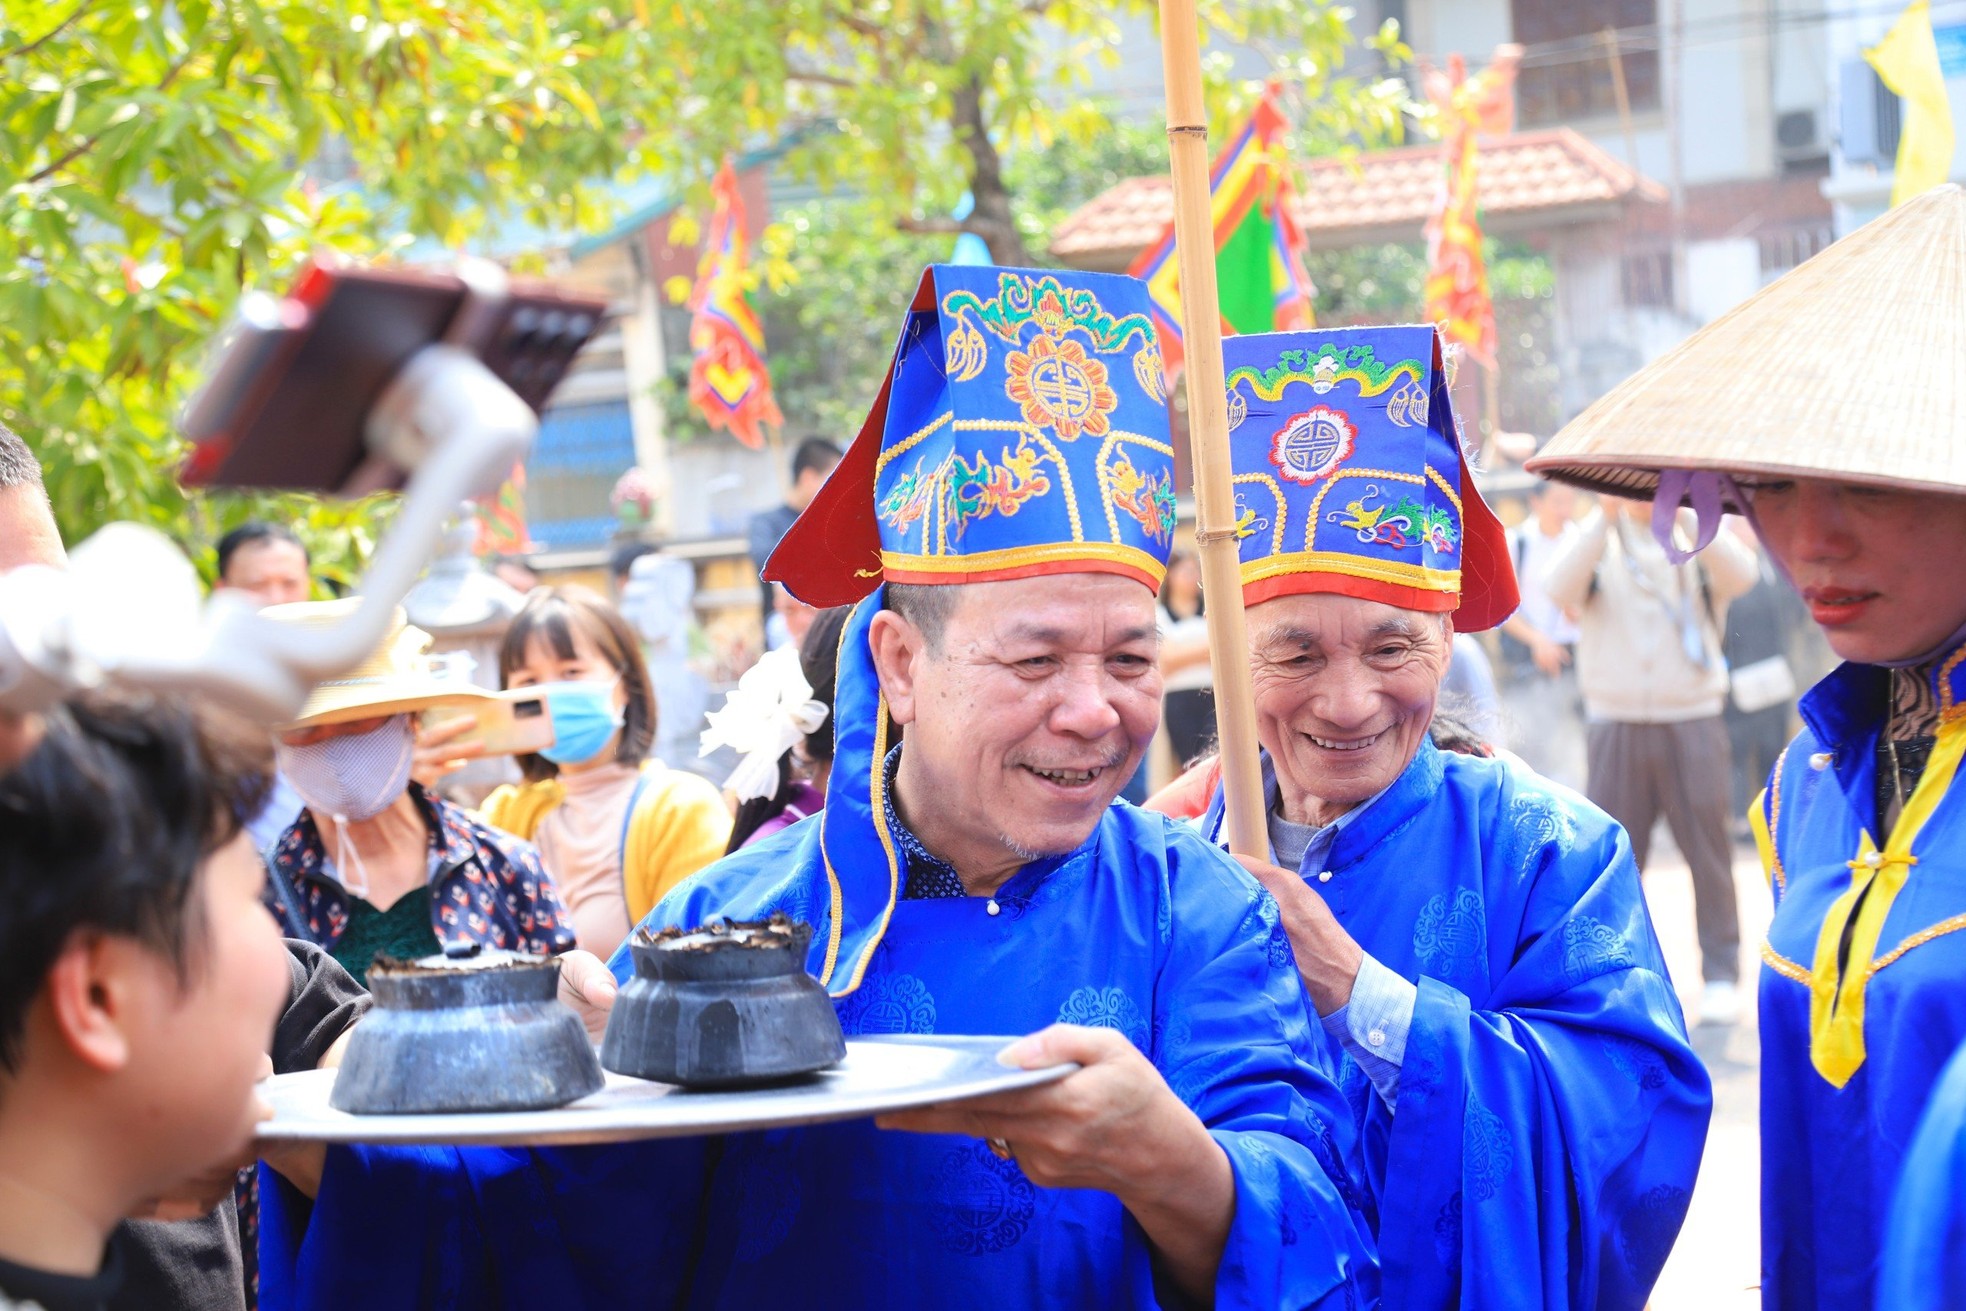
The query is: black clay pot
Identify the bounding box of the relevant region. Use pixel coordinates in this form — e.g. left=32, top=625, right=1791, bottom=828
left=330, top=945, right=605, bottom=1115
left=600, top=914, right=846, bottom=1089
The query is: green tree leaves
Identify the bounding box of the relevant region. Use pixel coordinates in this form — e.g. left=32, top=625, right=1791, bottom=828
left=2, top=0, right=1413, bottom=578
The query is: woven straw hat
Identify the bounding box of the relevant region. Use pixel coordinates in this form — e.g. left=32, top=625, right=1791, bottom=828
left=1527, top=183, right=1966, bottom=500
left=264, top=597, right=492, bottom=728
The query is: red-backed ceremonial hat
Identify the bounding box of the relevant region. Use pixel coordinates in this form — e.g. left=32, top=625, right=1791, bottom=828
left=1222, top=325, right=1517, bottom=630
left=767, top=264, right=1177, bottom=605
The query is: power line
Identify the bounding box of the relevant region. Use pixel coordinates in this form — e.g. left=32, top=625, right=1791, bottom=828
left=1068, top=0, right=1966, bottom=107
left=1425, top=0, right=1966, bottom=73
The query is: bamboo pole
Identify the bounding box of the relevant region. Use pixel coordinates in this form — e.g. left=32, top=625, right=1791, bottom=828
left=1157, top=0, right=1267, bottom=859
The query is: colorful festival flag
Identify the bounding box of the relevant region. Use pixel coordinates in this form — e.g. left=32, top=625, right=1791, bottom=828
left=472, top=461, right=532, bottom=556
left=1128, top=85, right=1316, bottom=381
left=687, top=160, right=783, bottom=449
left=1866, top=0, right=1956, bottom=208
left=1422, top=47, right=1520, bottom=371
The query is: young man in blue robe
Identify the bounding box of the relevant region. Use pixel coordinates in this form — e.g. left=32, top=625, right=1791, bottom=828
left=1155, top=326, right=1711, bottom=1309
left=260, top=266, right=1375, bottom=1309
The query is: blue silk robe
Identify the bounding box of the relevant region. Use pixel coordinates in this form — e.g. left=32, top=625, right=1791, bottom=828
left=1879, top=1037, right=1966, bottom=1310
left=262, top=589, right=1375, bottom=1310
left=1752, top=653, right=1966, bottom=1310
left=1200, top=742, right=1710, bottom=1309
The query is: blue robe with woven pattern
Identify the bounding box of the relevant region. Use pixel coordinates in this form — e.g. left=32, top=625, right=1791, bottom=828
left=260, top=589, right=1375, bottom=1309
left=259, top=803, right=1376, bottom=1309
left=1199, top=744, right=1711, bottom=1308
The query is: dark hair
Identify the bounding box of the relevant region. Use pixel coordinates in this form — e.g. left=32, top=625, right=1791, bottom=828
left=609, top=540, right=660, bottom=585
left=791, top=437, right=844, bottom=482
left=0, top=695, right=272, bottom=1072
left=0, top=423, right=43, bottom=491
left=725, top=605, right=853, bottom=853
left=1427, top=702, right=1495, bottom=758
left=1160, top=549, right=1204, bottom=620
left=216, top=521, right=309, bottom=580
left=500, top=586, right=657, bottom=783
left=885, top=583, right=965, bottom=654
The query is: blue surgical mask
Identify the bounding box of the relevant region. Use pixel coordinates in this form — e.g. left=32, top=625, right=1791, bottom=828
left=536, top=679, right=624, bottom=765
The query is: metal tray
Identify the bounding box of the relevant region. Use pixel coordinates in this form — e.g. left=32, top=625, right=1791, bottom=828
left=256, top=1035, right=1073, bottom=1147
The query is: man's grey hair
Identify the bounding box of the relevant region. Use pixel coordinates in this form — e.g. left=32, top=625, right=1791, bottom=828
left=886, top=582, right=969, bottom=654
left=0, top=424, right=44, bottom=492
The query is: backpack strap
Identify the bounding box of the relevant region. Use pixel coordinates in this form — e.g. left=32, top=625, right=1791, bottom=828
left=261, top=842, right=310, bottom=939
left=617, top=768, right=655, bottom=876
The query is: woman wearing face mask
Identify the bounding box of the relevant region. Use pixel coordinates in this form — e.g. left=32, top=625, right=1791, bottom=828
left=481, top=587, right=731, bottom=958
left=1526, top=183, right=1966, bottom=1311
left=260, top=601, right=577, bottom=987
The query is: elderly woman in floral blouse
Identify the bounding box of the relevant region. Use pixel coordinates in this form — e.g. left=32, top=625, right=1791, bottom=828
left=259, top=600, right=574, bottom=986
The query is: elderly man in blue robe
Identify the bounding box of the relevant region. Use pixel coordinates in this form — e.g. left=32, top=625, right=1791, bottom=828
left=261, top=266, right=1374, bottom=1310
left=1153, top=326, right=1712, bottom=1309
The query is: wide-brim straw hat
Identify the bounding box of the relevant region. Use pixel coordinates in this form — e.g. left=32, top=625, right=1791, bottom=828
left=1527, top=183, right=1966, bottom=502
left=264, top=597, right=492, bottom=728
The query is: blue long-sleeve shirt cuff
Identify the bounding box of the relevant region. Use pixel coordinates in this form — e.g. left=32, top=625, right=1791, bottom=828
left=1318, top=952, right=1417, bottom=1109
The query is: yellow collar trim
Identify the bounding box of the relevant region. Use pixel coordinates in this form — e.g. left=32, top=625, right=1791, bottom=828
left=817, top=689, right=901, bottom=998
left=1751, top=747, right=1790, bottom=895
left=1807, top=718, right=1966, bottom=1087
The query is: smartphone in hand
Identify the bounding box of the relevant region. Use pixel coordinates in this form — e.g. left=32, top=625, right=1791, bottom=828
left=425, top=688, right=555, bottom=758
left=181, top=261, right=607, bottom=494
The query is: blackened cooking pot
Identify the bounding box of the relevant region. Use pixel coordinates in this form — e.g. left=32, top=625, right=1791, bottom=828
left=600, top=914, right=845, bottom=1089
left=330, top=945, right=605, bottom=1114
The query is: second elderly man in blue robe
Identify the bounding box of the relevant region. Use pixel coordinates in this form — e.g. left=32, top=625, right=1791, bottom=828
left=1159, top=326, right=1712, bottom=1309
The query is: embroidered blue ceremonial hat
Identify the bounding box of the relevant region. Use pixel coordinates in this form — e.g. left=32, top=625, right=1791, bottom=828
left=1222, top=324, right=1518, bottom=631
left=767, top=264, right=1177, bottom=606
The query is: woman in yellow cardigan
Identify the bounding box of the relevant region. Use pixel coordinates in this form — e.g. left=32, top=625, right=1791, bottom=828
left=481, top=587, right=730, bottom=958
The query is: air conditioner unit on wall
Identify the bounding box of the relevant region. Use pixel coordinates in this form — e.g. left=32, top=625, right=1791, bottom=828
left=1776, top=109, right=1823, bottom=162
left=1838, top=59, right=1902, bottom=165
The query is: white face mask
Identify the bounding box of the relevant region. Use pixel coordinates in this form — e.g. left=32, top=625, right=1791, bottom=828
left=274, top=716, right=416, bottom=900
left=276, top=715, right=417, bottom=824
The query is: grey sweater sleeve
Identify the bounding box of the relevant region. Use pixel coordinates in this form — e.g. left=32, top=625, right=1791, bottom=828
left=272, top=940, right=370, bottom=1075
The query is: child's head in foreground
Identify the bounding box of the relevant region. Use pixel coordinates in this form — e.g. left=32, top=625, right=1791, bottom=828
left=0, top=694, right=289, bottom=1247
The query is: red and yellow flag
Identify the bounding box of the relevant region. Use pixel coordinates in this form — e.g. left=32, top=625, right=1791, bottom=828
left=472, top=461, right=532, bottom=556
left=1423, top=47, right=1520, bottom=370
left=687, top=160, right=783, bottom=449
left=1129, top=84, right=1315, bottom=382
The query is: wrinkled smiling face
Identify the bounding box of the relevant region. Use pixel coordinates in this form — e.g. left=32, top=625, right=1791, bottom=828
left=877, top=574, right=1162, bottom=879
left=1247, top=592, right=1451, bottom=824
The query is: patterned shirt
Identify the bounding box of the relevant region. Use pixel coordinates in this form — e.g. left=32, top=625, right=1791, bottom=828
left=262, top=783, right=575, bottom=960
left=881, top=745, right=966, bottom=900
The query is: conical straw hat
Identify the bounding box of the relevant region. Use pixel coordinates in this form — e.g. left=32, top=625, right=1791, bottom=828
left=1527, top=183, right=1966, bottom=499
left=263, top=597, right=491, bottom=728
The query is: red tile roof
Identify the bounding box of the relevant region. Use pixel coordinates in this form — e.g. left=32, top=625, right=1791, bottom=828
left=1049, top=128, right=1667, bottom=269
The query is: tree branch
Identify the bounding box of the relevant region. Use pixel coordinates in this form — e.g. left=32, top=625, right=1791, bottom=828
left=895, top=213, right=1021, bottom=248
left=785, top=68, right=857, bottom=88
left=0, top=0, right=93, bottom=62
left=824, top=2, right=885, bottom=42
left=24, top=45, right=194, bottom=185
left=948, top=73, right=1030, bottom=265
